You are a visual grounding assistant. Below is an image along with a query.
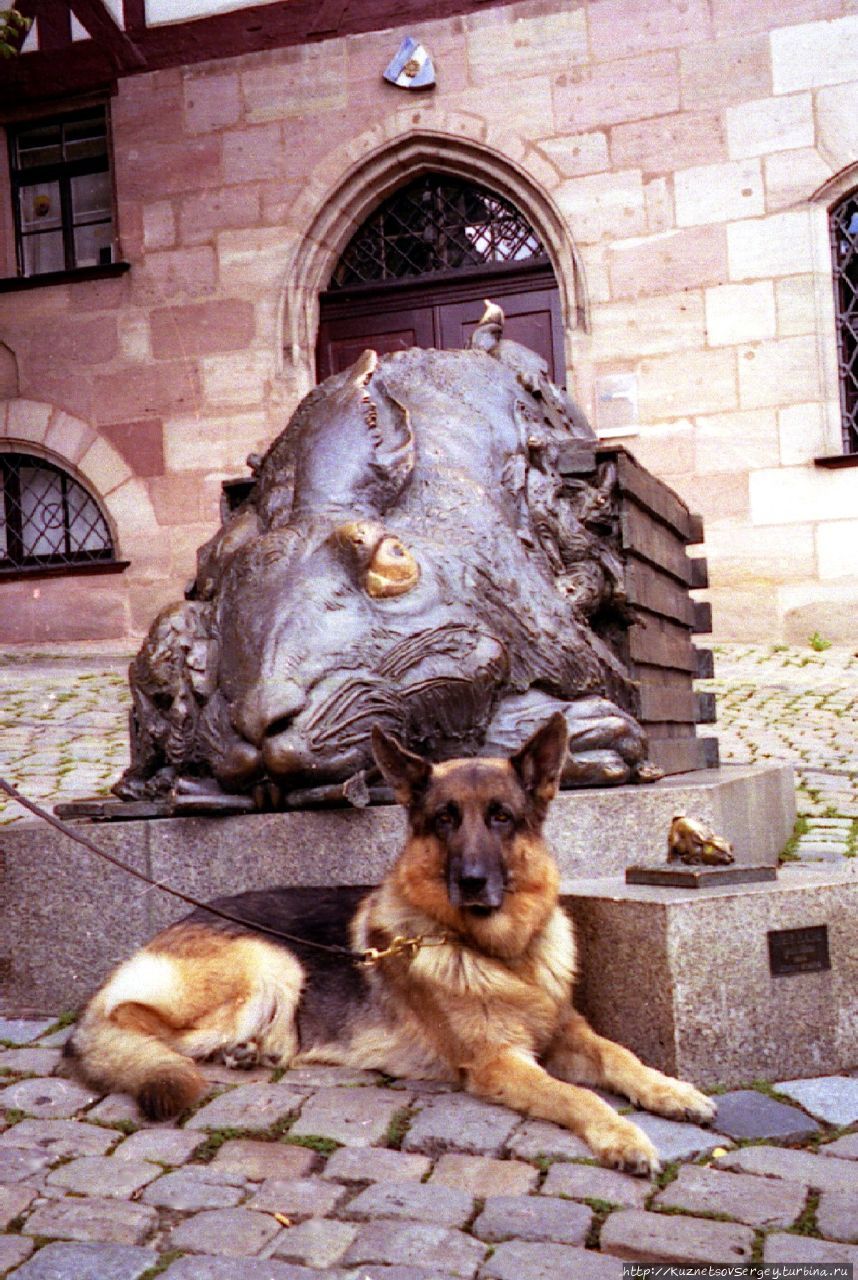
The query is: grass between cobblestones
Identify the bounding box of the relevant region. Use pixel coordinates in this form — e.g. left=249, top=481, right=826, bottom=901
left=749, top=1230, right=766, bottom=1265
left=138, top=1250, right=185, bottom=1280
left=192, top=1128, right=257, bottom=1161
left=98, top=1117, right=139, bottom=1136
left=789, top=1190, right=822, bottom=1238
left=282, top=1132, right=341, bottom=1155
left=383, top=1105, right=413, bottom=1149
left=649, top=1160, right=679, bottom=1194
left=650, top=1203, right=738, bottom=1223
left=779, top=815, right=809, bottom=862
left=583, top=1198, right=614, bottom=1248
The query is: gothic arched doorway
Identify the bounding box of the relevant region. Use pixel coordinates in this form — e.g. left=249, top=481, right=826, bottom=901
left=316, top=173, right=564, bottom=382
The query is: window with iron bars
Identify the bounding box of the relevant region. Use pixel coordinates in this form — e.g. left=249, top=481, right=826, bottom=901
left=830, top=191, right=858, bottom=454
left=0, top=452, right=114, bottom=575
left=7, top=106, right=115, bottom=278
left=328, top=174, right=547, bottom=289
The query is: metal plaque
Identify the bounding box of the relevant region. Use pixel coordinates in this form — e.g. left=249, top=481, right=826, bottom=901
left=767, top=924, right=831, bottom=976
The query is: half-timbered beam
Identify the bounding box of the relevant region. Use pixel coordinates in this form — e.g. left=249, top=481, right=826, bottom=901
left=30, top=0, right=72, bottom=50
left=65, top=0, right=146, bottom=68
left=121, top=0, right=145, bottom=32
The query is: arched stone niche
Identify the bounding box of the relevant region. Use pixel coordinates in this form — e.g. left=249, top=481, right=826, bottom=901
left=279, top=116, right=587, bottom=397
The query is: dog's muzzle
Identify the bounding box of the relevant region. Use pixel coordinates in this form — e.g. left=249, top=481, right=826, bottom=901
left=447, top=857, right=505, bottom=914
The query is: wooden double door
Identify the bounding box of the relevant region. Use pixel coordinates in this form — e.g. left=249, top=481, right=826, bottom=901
left=316, top=262, right=564, bottom=384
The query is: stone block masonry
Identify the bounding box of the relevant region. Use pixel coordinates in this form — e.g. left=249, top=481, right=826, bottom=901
left=568, top=865, right=858, bottom=1087
left=0, top=1, right=855, bottom=642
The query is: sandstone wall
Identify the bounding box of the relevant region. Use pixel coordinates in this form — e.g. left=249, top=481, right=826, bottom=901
left=1, top=0, right=856, bottom=643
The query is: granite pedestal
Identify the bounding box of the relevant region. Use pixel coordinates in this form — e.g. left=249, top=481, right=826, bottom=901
left=566, top=864, right=858, bottom=1088
left=1, top=763, right=794, bottom=1013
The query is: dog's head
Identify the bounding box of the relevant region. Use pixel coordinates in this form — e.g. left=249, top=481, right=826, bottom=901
left=372, top=714, right=568, bottom=936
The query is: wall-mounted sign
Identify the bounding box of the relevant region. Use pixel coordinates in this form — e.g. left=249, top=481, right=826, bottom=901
left=383, top=36, right=435, bottom=89
left=767, top=924, right=831, bottom=976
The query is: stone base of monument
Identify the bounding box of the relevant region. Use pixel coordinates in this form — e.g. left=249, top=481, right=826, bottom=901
left=566, top=864, right=858, bottom=1089
left=2, top=763, right=793, bottom=1014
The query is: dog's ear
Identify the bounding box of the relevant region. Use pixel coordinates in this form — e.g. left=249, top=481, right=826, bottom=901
left=371, top=725, right=432, bottom=804
left=510, top=712, right=568, bottom=810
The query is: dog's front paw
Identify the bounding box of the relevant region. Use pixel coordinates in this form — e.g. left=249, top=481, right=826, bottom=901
left=638, top=1077, right=717, bottom=1125
left=587, top=1115, right=661, bottom=1178
left=221, top=1040, right=262, bottom=1070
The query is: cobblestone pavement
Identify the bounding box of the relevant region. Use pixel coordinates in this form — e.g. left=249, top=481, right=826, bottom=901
left=0, top=1014, right=857, bottom=1279
left=1, top=641, right=857, bottom=1275
left=700, top=642, right=858, bottom=862
left=0, top=648, right=132, bottom=827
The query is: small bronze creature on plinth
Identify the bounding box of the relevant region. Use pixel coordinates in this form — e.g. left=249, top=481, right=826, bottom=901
left=626, top=811, right=776, bottom=889
left=667, top=812, right=735, bottom=866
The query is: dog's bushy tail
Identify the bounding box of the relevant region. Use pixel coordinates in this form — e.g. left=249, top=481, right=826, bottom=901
left=66, top=1013, right=205, bottom=1120
left=65, top=951, right=207, bottom=1120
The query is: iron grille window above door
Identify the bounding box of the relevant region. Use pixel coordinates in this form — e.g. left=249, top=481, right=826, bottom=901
left=8, top=107, right=115, bottom=278
left=318, top=172, right=562, bottom=383
left=830, top=192, right=858, bottom=454
left=0, top=452, right=114, bottom=574
left=329, top=174, right=548, bottom=289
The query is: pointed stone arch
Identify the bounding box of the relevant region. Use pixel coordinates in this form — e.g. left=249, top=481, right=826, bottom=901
left=280, top=112, right=587, bottom=394
left=811, top=158, right=858, bottom=209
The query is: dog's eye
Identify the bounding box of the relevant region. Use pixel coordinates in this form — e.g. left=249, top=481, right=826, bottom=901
left=488, top=806, right=514, bottom=830
left=433, top=805, right=459, bottom=834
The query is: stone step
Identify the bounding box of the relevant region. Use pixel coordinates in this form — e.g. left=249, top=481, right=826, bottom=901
left=565, top=864, right=858, bottom=1089
left=1, top=763, right=793, bottom=1012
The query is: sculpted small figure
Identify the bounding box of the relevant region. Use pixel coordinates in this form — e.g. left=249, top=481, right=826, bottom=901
left=667, top=812, right=735, bottom=866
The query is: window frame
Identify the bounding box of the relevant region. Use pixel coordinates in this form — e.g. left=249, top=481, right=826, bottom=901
left=7, top=105, right=116, bottom=279
left=829, top=189, right=858, bottom=457
left=328, top=173, right=550, bottom=291
left=0, top=450, right=124, bottom=579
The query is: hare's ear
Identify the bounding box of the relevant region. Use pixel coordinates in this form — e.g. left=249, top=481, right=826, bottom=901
left=510, top=712, right=568, bottom=812
left=371, top=725, right=432, bottom=805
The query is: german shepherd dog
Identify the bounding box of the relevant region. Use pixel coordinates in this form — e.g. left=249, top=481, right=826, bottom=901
left=67, top=714, right=715, bottom=1174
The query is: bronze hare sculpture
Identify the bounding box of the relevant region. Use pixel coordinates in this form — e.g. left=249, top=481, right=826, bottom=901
left=115, top=305, right=654, bottom=808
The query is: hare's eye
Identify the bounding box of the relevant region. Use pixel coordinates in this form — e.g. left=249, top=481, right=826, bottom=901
left=365, top=536, right=420, bottom=599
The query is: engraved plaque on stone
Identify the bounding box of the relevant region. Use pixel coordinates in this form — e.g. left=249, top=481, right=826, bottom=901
left=767, top=924, right=831, bottom=977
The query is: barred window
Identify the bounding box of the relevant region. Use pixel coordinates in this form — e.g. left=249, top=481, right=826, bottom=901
left=0, top=452, right=114, bottom=574
left=8, top=107, right=115, bottom=278
left=830, top=191, right=858, bottom=454
left=328, top=174, right=546, bottom=289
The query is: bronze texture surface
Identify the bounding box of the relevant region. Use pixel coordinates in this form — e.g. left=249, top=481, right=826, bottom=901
left=115, top=310, right=652, bottom=809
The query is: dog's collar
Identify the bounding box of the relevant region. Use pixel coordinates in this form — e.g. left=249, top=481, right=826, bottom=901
left=360, top=932, right=450, bottom=967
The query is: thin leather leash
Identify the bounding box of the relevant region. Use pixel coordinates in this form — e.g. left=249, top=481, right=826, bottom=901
left=0, top=775, right=448, bottom=967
